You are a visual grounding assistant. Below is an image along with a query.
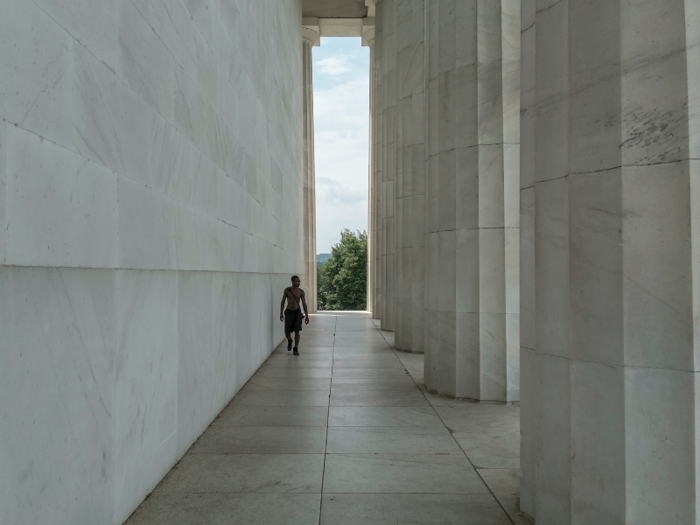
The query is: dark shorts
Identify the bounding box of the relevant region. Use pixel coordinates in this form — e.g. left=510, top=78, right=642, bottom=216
left=284, top=308, right=303, bottom=334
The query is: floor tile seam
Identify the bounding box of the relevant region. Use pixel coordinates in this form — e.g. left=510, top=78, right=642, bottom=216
left=152, top=491, right=325, bottom=495
left=225, top=405, right=331, bottom=407
left=329, top=405, right=434, bottom=408
left=393, top=350, right=518, bottom=525
left=214, top=424, right=330, bottom=427
left=178, top=452, right=327, bottom=456
left=319, top=492, right=500, bottom=496
left=188, top=452, right=331, bottom=455
left=321, top=490, right=495, bottom=495
left=323, top=452, right=470, bottom=456
left=325, top=425, right=447, bottom=428
left=375, top=320, right=517, bottom=525
left=318, top=312, right=337, bottom=525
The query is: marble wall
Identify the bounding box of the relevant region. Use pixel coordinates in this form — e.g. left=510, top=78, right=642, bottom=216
left=520, top=0, right=700, bottom=521
left=0, top=1, right=304, bottom=524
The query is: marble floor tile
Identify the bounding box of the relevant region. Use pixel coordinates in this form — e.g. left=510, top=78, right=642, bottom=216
left=478, top=469, right=533, bottom=525
left=328, top=407, right=443, bottom=427
left=273, top=346, right=334, bottom=354
left=332, top=348, right=396, bottom=356
left=229, top=390, right=330, bottom=407
left=126, top=313, right=522, bottom=524
left=331, top=368, right=412, bottom=379
left=330, top=389, right=429, bottom=407
left=326, top=426, right=463, bottom=454
left=433, top=406, right=520, bottom=433
left=262, top=357, right=334, bottom=367
left=243, top=377, right=331, bottom=390
left=191, top=426, right=327, bottom=454
left=254, top=367, right=333, bottom=379
left=216, top=405, right=329, bottom=427
left=420, top=389, right=488, bottom=407
left=125, top=493, right=321, bottom=525
left=331, top=377, right=419, bottom=390
left=332, top=359, right=405, bottom=370
left=452, top=431, right=520, bottom=469
left=320, top=494, right=513, bottom=525
left=155, top=454, right=324, bottom=493
left=323, top=454, right=488, bottom=494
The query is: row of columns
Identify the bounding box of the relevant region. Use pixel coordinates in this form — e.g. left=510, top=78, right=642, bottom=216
left=519, top=0, right=700, bottom=522
left=369, top=0, right=521, bottom=401
left=367, top=0, right=700, bottom=522
left=304, top=1, right=700, bottom=520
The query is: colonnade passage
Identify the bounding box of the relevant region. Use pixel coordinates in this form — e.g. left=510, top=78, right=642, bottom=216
left=125, top=313, right=523, bottom=524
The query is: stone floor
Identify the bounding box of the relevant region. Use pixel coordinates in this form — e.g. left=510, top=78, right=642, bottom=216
left=125, top=312, right=527, bottom=525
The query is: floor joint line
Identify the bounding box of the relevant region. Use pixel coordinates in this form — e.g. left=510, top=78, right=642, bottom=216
left=317, top=312, right=337, bottom=524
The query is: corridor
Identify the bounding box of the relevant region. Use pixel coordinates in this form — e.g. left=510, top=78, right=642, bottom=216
left=125, top=313, right=525, bottom=524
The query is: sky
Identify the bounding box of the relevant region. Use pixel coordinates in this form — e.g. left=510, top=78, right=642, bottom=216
left=312, top=37, right=370, bottom=255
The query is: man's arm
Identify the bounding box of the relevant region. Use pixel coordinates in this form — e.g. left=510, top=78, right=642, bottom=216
left=280, top=290, right=287, bottom=321
left=301, top=290, right=310, bottom=324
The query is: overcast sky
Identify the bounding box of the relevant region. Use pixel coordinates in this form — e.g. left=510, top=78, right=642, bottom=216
left=313, top=37, right=370, bottom=255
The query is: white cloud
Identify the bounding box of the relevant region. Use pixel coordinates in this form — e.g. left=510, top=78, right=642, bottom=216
left=312, top=40, right=370, bottom=253
left=314, top=55, right=353, bottom=76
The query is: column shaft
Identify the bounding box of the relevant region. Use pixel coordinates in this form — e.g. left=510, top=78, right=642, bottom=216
left=302, top=38, right=317, bottom=312
left=371, top=10, right=384, bottom=321
left=394, top=0, right=426, bottom=353
left=521, top=0, right=700, bottom=521
left=367, top=41, right=375, bottom=316
left=378, top=0, right=397, bottom=331
left=423, top=0, right=521, bottom=401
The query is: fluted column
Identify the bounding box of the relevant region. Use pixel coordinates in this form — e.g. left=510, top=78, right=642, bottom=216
left=520, top=0, right=700, bottom=522
left=302, top=28, right=319, bottom=312
left=363, top=24, right=379, bottom=317
left=394, top=0, right=425, bottom=352
left=423, top=0, right=520, bottom=401
left=377, top=0, right=397, bottom=331
left=370, top=16, right=383, bottom=320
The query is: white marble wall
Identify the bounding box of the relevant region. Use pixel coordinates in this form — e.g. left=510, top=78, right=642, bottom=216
left=393, top=0, right=425, bottom=353
left=520, top=0, right=700, bottom=521
left=423, top=0, right=520, bottom=402
left=0, top=1, right=304, bottom=524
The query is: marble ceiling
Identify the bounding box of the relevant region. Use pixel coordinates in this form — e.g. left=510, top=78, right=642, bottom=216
left=302, top=0, right=368, bottom=18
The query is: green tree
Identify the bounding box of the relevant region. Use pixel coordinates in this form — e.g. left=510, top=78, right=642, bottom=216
left=318, top=229, right=367, bottom=311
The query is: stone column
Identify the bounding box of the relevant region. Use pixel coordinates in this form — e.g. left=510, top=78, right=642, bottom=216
left=423, top=0, right=520, bottom=401
left=370, top=17, right=383, bottom=320
left=302, top=27, right=319, bottom=312
left=376, top=0, right=398, bottom=331
left=394, top=0, right=425, bottom=353
left=520, top=0, right=700, bottom=522
left=363, top=23, right=378, bottom=317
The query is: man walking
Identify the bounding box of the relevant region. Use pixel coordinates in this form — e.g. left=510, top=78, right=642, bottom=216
left=280, top=275, right=309, bottom=355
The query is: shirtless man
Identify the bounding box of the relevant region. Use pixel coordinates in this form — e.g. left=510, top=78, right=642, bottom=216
left=280, top=275, right=309, bottom=355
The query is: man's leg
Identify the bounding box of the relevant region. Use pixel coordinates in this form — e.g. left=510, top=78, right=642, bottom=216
left=293, top=329, right=301, bottom=355
left=285, top=331, right=293, bottom=351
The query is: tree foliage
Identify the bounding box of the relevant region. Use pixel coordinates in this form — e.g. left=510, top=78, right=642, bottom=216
left=318, top=229, right=367, bottom=311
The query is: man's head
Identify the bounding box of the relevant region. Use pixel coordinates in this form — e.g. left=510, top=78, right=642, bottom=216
left=291, top=275, right=301, bottom=287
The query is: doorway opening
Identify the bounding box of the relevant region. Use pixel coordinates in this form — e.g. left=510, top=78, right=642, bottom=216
left=312, top=37, right=370, bottom=312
